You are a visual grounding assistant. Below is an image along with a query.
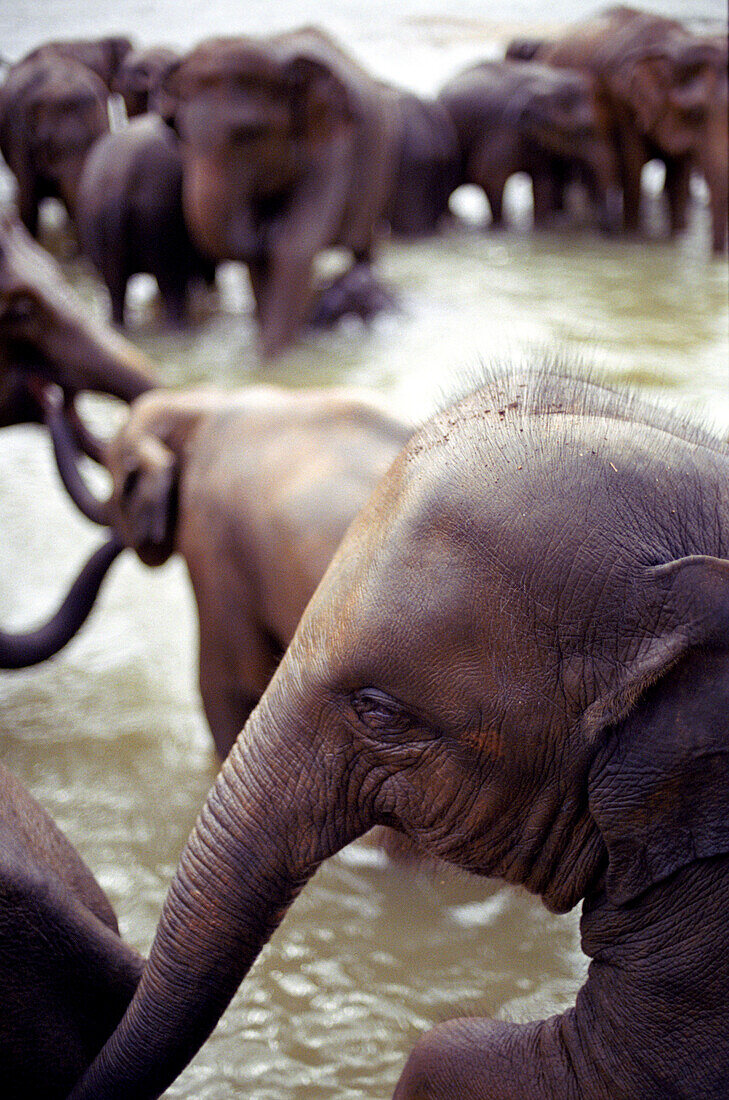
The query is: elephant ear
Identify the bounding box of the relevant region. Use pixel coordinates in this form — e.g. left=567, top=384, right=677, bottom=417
left=116, top=435, right=178, bottom=564
left=149, top=58, right=184, bottom=129
left=612, top=53, right=672, bottom=133
left=283, top=54, right=354, bottom=139
left=586, top=554, right=729, bottom=905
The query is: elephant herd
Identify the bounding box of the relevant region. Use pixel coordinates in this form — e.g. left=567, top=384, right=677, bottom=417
left=1, top=4, right=727, bottom=359
left=1, top=7, right=729, bottom=1100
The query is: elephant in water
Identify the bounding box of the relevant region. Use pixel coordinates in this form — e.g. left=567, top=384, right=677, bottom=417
left=67, top=365, right=729, bottom=1099
left=0, top=761, right=143, bottom=1098
left=0, top=207, right=156, bottom=666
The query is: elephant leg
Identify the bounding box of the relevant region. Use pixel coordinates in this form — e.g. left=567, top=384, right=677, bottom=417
left=197, top=617, right=280, bottom=758
left=663, top=155, right=692, bottom=236
left=532, top=172, right=560, bottom=227
left=392, top=1017, right=582, bottom=1100
left=156, top=270, right=188, bottom=328
left=105, top=267, right=128, bottom=327
left=615, top=121, right=649, bottom=237
left=483, top=183, right=505, bottom=228
left=254, top=249, right=316, bottom=358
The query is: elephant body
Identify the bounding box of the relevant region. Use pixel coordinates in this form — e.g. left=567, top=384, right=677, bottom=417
left=159, top=27, right=459, bottom=355
left=102, top=384, right=414, bottom=755
left=507, top=7, right=729, bottom=252
left=0, top=51, right=111, bottom=236
left=438, top=59, right=619, bottom=229
left=76, top=115, right=216, bottom=326
left=67, top=365, right=729, bottom=1099
left=20, top=36, right=133, bottom=92
left=0, top=761, right=143, bottom=1098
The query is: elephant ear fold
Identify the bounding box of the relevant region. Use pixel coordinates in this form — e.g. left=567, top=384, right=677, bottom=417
left=614, top=54, right=672, bottom=133
left=586, top=554, right=729, bottom=906
left=283, top=55, right=354, bottom=138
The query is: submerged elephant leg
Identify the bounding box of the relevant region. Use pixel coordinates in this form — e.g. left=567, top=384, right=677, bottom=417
left=663, top=155, right=692, bottom=235
left=0, top=534, right=123, bottom=668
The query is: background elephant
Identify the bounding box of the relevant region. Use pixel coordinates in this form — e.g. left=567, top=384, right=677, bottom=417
left=0, top=207, right=155, bottom=665
left=156, top=27, right=412, bottom=357
left=110, top=44, right=180, bottom=118
left=0, top=52, right=111, bottom=236
left=20, top=35, right=133, bottom=91
left=0, top=207, right=155, bottom=402
left=506, top=7, right=729, bottom=252
left=76, top=115, right=217, bottom=326
left=67, top=365, right=729, bottom=1100
left=438, top=59, right=620, bottom=230
left=0, top=760, right=143, bottom=1098
left=384, top=92, right=460, bottom=237
left=52, top=383, right=414, bottom=756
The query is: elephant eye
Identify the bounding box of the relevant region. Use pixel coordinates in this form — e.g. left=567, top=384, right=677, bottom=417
left=351, top=688, right=414, bottom=735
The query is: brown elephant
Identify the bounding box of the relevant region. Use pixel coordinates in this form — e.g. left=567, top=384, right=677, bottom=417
left=110, top=44, right=180, bottom=119
left=76, top=115, right=216, bottom=326
left=0, top=45, right=119, bottom=236
left=0, top=206, right=155, bottom=667
left=0, top=760, right=143, bottom=1098
left=156, top=27, right=459, bottom=357
left=45, top=383, right=414, bottom=757
left=506, top=7, right=729, bottom=253
left=66, top=364, right=729, bottom=1100
left=19, top=35, right=133, bottom=90
left=438, top=59, right=620, bottom=230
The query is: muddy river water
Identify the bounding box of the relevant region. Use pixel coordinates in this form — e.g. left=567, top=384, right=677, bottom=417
left=0, top=0, right=728, bottom=1096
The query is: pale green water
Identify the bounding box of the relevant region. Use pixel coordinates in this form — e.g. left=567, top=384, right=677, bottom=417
left=1, top=1, right=728, bottom=1096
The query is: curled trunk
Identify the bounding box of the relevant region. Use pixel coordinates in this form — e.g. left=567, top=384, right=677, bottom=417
left=0, top=533, right=123, bottom=668
left=44, top=392, right=111, bottom=525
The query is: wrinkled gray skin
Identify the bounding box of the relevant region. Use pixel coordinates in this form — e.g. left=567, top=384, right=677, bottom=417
left=0, top=52, right=111, bottom=237
left=438, top=59, right=620, bottom=230
left=69, top=365, right=729, bottom=1099
left=0, top=761, right=143, bottom=1098
left=76, top=115, right=216, bottom=327
left=55, top=383, right=413, bottom=757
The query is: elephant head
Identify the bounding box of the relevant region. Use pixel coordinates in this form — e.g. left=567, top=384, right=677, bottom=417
left=0, top=207, right=158, bottom=668
left=0, top=207, right=156, bottom=407
left=24, top=35, right=134, bottom=90
left=68, top=366, right=729, bottom=1099
left=159, top=30, right=356, bottom=262
left=111, top=45, right=180, bottom=119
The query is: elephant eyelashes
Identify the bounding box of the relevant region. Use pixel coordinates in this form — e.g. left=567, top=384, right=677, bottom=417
left=350, top=688, right=415, bottom=735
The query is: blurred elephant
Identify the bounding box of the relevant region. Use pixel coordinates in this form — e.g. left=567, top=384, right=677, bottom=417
left=438, top=59, right=620, bottom=230
left=47, top=383, right=414, bottom=757
left=19, top=35, right=133, bottom=90
left=0, top=207, right=156, bottom=402
left=110, top=44, right=180, bottom=119
left=76, top=115, right=217, bottom=326
left=384, top=92, right=460, bottom=237
left=0, top=206, right=155, bottom=666
left=0, top=760, right=143, bottom=1098
left=156, top=27, right=454, bottom=357
left=0, top=51, right=110, bottom=236
left=507, top=7, right=728, bottom=252
left=67, top=365, right=729, bottom=1100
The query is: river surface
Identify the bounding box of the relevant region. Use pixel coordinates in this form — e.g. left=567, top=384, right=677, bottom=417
left=1, top=1, right=728, bottom=1097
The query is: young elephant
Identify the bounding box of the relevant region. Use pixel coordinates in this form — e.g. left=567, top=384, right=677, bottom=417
left=438, top=59, right=619, bottom=229
left=60, top=384, right=413, bottom=757
left=0, top=761, right=143, bottom=1098
left=76, top=115, right=216, bottom=327
left=506, top=7, right=729, bottom=252
left=0, top=52, right=111, bottom=236
left=68, top=366, right=729, bottom=1099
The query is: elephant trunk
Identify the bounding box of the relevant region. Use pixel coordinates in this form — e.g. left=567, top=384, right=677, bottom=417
left=68, top=694, right=366, bottom=1099
left=43, top=390, right=111, bottom=525
left=0, top=533, right=124, bottom=668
